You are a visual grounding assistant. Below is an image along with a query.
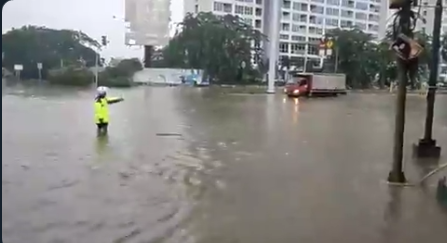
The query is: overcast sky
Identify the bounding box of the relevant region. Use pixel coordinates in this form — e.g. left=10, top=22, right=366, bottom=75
left=2, top=0, right=183, bottom=59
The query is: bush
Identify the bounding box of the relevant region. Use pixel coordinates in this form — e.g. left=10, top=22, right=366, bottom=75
left=98, top=76, right=134, bottom=87
left=97, top=58, right=143, bottom=87
left=47, top=66, right=94, bottom=86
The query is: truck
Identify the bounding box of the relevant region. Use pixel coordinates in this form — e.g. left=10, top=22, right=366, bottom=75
left=284, top=73, right=347, bottom=97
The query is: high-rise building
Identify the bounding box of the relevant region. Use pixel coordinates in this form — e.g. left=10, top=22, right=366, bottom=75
left=184, top=0, right=388, bottom=67
left=125, top=0, right=171, bottom=46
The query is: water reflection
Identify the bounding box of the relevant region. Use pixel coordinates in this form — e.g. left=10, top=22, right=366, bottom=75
left=95, top=134, right=110, bottom=155
left=381, top=188, right=403, bottom=243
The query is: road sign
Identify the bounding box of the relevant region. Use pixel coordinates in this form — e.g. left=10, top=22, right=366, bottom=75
left=326, top=48, right=333, bottom=56
left=14, top=64, right=23, bottom=71
left=37, top=63, right=42, bottom=69
left=326, top=40, right=334, bottom=49
left=391, top=34, right=423, bottom=60
left=319, top=49, right=325, bottom=56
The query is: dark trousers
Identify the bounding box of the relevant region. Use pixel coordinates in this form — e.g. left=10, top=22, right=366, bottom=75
left=96, top=123, right=109, bottom=135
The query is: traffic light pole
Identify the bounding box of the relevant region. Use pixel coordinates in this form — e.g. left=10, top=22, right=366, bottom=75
left=388, top=1, right=413, bottom=183
left=414, top=0, right=442, bottom=158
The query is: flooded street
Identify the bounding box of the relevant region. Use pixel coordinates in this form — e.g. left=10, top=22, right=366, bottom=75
left=2, top=86, right=447, bottom=243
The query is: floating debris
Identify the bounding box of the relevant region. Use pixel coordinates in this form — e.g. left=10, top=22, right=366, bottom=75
left=156, top=133, right=182, bottom=137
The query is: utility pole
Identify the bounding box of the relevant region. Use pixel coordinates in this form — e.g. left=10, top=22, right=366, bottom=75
left=414, top=0, right=442, bottom=158
left=387, top=0, right=420, bottom=183
left=267, top=0, right=280, bottom=94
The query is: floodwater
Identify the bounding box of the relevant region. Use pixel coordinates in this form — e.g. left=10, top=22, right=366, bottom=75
left=2, top=86, right=447, bottom=243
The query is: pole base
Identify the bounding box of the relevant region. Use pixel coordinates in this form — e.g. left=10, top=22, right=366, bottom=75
left=413, top=139, right=441, bottom=158
left=266, top=89, right=275, bottom=94
left=387, top=170, right=407, bottom=184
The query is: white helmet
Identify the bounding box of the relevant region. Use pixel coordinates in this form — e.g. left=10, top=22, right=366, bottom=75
left=96, top=86, right=108, bottom=96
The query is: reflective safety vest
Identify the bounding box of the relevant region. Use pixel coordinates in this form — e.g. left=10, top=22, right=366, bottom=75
left=94, top=97, right=122, bottom=124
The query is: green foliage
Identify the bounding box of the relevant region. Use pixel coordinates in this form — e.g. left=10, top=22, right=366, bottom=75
left=158, top=12, right=266, bottom=84
left=326, top=28, right=433, bottom=89
left=441, top=33, right=447, bottom=63
left=98, top=58, right=143, bottom=87
left=2, top=25, right=101, bottom=80
left=47, top=66, right=94, bottom=86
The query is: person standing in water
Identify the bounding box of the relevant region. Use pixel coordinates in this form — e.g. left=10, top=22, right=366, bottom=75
left=94, top=86, right=124, bottom=135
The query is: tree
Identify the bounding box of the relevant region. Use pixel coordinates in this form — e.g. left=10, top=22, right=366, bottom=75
left=326, top=28, right=379, bottom=88
left=441, top=32, right=447, bottom=63
left=2, top=26, right=101, bottom=80
left=160, top=12, right=266, bottom=84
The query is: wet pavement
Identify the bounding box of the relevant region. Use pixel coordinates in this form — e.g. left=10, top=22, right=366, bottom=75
left=2, top=86, right=447, bottom=243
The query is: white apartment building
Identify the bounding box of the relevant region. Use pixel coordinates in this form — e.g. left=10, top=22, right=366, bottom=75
left=183, top=0, right=388, bottom=67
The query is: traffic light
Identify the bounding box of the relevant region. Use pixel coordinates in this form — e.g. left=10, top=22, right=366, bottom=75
left=390, top=34, right=423, bottom=60
left=101, top=36, right=107, bottom=46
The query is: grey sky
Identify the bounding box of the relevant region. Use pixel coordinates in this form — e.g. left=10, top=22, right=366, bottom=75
left=2, top=0, right=184, bottom=59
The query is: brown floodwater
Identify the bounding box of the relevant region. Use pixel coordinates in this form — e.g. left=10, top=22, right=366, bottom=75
left=2, top=86, right=447, bottom=243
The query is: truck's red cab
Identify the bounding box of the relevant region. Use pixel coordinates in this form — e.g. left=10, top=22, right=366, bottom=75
left=284, top=73, right=312, bottom=97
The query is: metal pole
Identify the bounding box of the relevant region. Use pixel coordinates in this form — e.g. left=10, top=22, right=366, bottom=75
left=94, top=52, right=99, bottom=87
left=38, top=69, right=42, bottom=82
left=334, top=45, right=339, bottom=73
left=388, top=2, right=412, bottom=183
left=267, top=0, right=280, bottom=94
left=303, top=43, right=308, bottom=73
left=423, top=0, right=442, bottom=142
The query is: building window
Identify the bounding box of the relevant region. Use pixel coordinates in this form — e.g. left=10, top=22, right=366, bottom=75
left=223, top=3, right=232, bottom=13
left=256, top=0, right=262, bottom=4
left=311, top=0, right=324, bottom=3
left=325, top=18, right=339, bottom=26
left=291, top=43, right=306, bottom=54
left=355, top=12, right=367, bottom=20
left=341, top=20, right=353, bottom=28
left=280, top=34, right=289, bottom=40
left=293, top=2, right=308, bottom=11
left=355, top=22, right=367, bottom=30
left=282, top=23, right=291, bottom=31
left=279, top=42, right=289, bottom=53
left=310, top=5, right=324, bottom=14
left=341, top=10, right=353, bottom=18
left=308, top=45, right=319, bottom=55
left=341, top=0, right=354, bottom=7
left=195, top=4, right=198, bottom=13
left=326, top=0, right=340, bottom=5
left=255, top=19, right=262, bottom=28
left=282, top=11, right=291, bottom=20
left=283, top=0, right=292, bottom=8
left=235, top=5, right=244, bottom=14
left=291, top=35, right=306, bottom=42
left=292, top=13, right=307, bottom=22
left=326, top=8, right=339, bottom=16
left=244, top=6, right=253, bottom=15
left=255, top=8, right=262, bottom=16
left=308, top=37, right=320, bottom=43
left=355, top=2, right=368, bottom=10
left=368, top=14, right=379, bottom=22
left=213, top=2, right=224, bottom=11
left=309, top=16, right=323, bottom=25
